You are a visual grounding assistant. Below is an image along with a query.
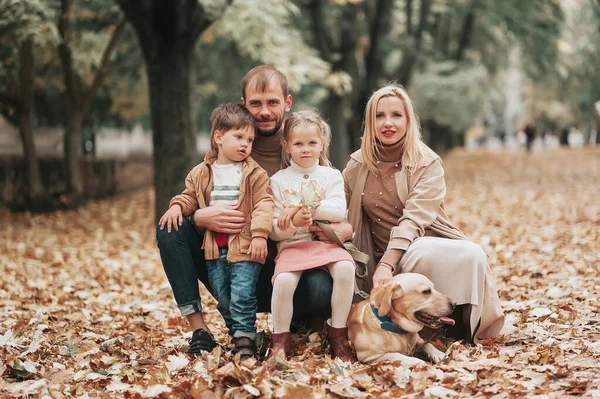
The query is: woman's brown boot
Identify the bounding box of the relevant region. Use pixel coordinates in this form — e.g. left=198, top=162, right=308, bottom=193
left=325, top=322, right=356, bottom=363
left=270, top=332, right=291, bottom=358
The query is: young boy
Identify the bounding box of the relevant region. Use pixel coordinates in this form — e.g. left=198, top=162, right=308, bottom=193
left=158, top=103, right=274, bottom=359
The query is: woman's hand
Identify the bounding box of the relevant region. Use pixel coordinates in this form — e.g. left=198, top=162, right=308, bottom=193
left=159, top=205, right=183, bottom=233
left=372, top=263, right=393, bottom=288
left=309, top=221, right=353, bottom=242
left=277, top=207, right=300, bottom=230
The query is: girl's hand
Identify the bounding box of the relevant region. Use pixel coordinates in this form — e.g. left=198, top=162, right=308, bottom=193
left=159, top=205, right=183, bottom=233
left=372, top=263, right=393, bottom=288
left=248, top=237, right=267, bottom=263
left=292, top=208, right=313, bottom=227
left=277, top=207, right=300, bottom=230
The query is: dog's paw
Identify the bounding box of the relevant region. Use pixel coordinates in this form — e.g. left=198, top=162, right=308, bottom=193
left=428, top=349, right=445, bottom=363
left=402, top=356, right=427, bottom=367
left=423, top=343, right=445, bottom=363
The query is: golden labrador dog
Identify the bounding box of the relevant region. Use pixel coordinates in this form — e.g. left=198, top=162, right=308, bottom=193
left=348, top=273, right=456, bottom=365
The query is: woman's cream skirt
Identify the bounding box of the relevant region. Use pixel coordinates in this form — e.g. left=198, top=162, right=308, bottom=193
left=397, top=237, right=509, bottom=343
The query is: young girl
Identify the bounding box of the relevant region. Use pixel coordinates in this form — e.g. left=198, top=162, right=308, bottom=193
left=269, top=110, right=355, bottom=362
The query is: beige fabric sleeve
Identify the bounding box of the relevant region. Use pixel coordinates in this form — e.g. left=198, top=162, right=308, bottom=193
left=387, top=159, right=446, bottom=252
left=169, top=165, right=202, bottom=217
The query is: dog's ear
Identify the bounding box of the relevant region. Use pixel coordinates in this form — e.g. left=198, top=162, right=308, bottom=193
left=371, top=281, right=403, bottom=317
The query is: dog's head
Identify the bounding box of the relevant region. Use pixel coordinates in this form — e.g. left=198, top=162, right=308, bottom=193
left=369, top=273, right=456, bottom=333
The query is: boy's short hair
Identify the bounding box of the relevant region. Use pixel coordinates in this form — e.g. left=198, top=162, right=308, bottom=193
left=208, top=103, right=256, bottom=158
left=210, top=103, right=256, bottom=135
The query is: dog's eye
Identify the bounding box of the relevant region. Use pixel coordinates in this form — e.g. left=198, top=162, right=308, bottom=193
left=422, top=289, right=432, bottom=295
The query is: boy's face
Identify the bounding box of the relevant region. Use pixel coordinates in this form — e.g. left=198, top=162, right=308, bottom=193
left=214, top=126, right=255, bottom=164
left=241, top=78, right=292, bottom=136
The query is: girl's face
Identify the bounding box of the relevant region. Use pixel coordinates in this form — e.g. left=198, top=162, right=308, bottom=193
left=375, top=96, right=408, bottom=146
left=285, top=125, right=323, bottom=168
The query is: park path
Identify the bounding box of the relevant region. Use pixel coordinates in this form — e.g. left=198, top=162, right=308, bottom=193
left=0, top=148, right=598, bottom=398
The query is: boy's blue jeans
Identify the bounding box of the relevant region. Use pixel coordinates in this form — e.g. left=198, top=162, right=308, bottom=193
left=156, top=217, right=333, bottom=325
left=207, top=248, right=260, bottom=339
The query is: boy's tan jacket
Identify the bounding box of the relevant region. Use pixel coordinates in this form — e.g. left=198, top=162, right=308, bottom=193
left=170, top=153, right=274, bottom=263
left=343, top=143, right=467, bottom=293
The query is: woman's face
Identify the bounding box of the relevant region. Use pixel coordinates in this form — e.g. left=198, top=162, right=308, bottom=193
left=375, top=96, right=408, bottom=146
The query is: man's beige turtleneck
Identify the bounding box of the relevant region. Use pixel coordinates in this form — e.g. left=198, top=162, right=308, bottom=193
left=251, top=129, right=282, bottom=177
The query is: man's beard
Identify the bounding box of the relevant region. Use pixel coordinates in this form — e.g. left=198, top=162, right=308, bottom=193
left=257, top=120, right=283, bottom=137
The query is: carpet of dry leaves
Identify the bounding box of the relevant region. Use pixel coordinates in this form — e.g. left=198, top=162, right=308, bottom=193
left=1, top=148, right=599, bottom=398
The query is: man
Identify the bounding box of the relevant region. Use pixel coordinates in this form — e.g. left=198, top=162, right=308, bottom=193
left=156, top=65, right=353, bottom=355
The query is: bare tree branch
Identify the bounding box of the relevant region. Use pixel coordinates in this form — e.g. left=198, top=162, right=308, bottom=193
left=364, top=0, right=394, bottom=93
left=406, top=0, right=413, bottom=35
left=192, top=0, right=234, bottom=39
left=57, top=0, right=80, bottom=105
left=455, top=0, right=477, bottom=61
left=305, top=0, right=334, bottom=63
left=81, top=19, right=128, bottom=118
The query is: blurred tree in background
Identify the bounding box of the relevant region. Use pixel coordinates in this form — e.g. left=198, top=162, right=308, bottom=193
left=0, top=0, right=57, bottom=207
left=1, top=0, right=598, bottom=218
left=1, top=0, right=139, bottom=207
left=56, top=0, right=126, bottom=202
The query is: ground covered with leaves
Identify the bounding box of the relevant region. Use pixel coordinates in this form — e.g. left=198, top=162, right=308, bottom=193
left=1, top=149, right=599, bottom=398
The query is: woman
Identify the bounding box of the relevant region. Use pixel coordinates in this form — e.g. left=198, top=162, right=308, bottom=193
left=343, top=84, right=508, bottom=343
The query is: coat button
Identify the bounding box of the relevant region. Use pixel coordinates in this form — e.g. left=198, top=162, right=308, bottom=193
left=303, top=174, right=309, bottom=179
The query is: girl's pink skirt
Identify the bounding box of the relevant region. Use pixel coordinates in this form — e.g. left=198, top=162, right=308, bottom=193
left=273, top=241, right=354, bottom=283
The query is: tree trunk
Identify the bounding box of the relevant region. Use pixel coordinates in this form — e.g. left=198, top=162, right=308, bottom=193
left=425, top=120, right=450, bottom=154
left=325, top=90, right=350, bottom=169
left=146, top=47, right=198, bottom=221
left=18, top=36, right=45, bottom=204
left=455, top=1, right=476, bottom=61
left=396, top=0, right=432, bottom=86
left=65, top=111, right=84, bottom=198
left=118, top=0, right=215, bottom=222
left=594, top=101, right=600, bottom=144
left=305, top=1, right=359, bottom=162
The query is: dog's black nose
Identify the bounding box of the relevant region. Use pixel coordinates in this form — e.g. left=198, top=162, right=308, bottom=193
left=449, top=300, right=457, bottom=311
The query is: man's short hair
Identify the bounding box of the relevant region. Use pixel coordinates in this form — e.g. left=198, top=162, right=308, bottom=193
left=241, top=65, right=288, bottom=99
left=210, top=103, right=256, bottom=135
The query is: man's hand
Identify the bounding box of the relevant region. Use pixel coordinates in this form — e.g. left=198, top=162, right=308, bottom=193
left=277, top=207, right=300, bottom=230
left=309, top=220, right=353, bottom=242
left=159, top=205, right=183, bottom=233
left=248, top=237, right=267, bottom=263
left=372, top=264, right=393, bottom=288
left=292, top=208, right=313, bottom=227
left=193, top=205, right=245, bottom=234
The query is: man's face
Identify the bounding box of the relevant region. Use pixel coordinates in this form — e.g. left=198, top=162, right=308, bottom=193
left=242, top=79, right=292, bottom=136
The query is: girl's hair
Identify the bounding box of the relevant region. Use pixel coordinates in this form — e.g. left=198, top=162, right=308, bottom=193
left=361, top=83, right=424, bottom=173
left=281, top=110, right=332, bottom=169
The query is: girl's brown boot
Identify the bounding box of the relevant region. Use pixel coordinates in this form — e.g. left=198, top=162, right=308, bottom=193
left=270, top=331, right=291, bottom=358
left=325, top=321, right=356, bottom=363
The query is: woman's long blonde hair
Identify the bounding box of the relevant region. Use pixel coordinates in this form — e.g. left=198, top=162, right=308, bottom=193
left=281, top=110, right=332, bottom=169
left=361, top=84, right=424, bottom=173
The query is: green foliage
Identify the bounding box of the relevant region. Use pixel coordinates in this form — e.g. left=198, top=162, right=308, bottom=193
left=0, top=0, right=58, bottom=45
left=411, top=61, right=490, bottom=133
left=0, top=0, right=146, bottom=127
left=206, top=0, right=347, bottom=94
left=475, top=0, right=563, bottom=80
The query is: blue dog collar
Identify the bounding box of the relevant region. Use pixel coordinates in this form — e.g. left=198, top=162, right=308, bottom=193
left=371, top=304, right=408, bottom=335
